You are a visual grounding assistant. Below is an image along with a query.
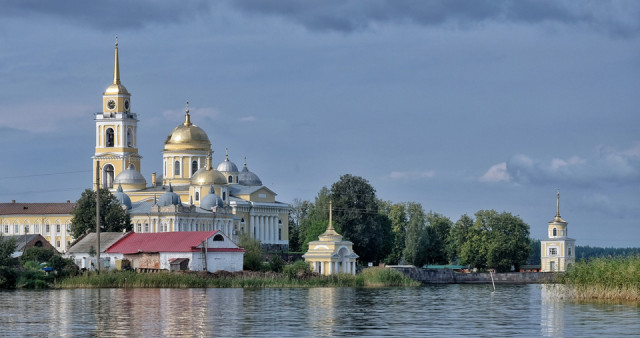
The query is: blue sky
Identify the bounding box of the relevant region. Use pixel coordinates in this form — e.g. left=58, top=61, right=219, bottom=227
left=1, top=1, right=639, bottom=247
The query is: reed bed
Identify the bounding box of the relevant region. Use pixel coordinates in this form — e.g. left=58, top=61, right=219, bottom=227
left=56, top=267, right=419, bottom=289
left=558, top=255, right=640, bottom=302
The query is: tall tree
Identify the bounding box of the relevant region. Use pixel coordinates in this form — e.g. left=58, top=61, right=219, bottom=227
left=288, top=198, right=312, bottom=252
left=0, top=234, right=17, bottom=267
left=299, top=187, right=330, bottom=252
left=425, top=212, right=453, bottom=265
left=384, top=202, right=408, bottom=265
left=70, top=188, right=132, bottom=238
left=403, top=202, right=428, bottom=267
left=330, top=174, right=389, bottom=263
left=448, top=214, right=473, bottom=263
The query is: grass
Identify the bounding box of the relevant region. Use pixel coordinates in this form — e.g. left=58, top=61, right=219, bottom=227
left=557, top=255, right=640, bottom=302
left=56, top=267, right=419, bottom=289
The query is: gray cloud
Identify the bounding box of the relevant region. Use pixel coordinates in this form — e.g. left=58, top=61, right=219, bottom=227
left=0, top=0, right=211, bottom=31
left=231, top=0, right=640, bottom=36
left=500, top=144, right=640, bottom=187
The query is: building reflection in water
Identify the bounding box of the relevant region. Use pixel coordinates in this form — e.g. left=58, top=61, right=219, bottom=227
left=540, top=284, right=566, bottom=336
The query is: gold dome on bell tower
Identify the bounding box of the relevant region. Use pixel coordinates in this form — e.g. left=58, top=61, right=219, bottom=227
left=104, top=36, right=130, bottom=96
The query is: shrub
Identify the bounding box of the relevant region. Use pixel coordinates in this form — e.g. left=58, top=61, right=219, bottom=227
left=19, top=247, right=56, bottom=265
left=238, top=233, right=264, bottom=271
left=269, top=254, right=284, bottom=273
left=0, top=266, right=17, bottom=289
left=283, top=260, right=311, bottom=279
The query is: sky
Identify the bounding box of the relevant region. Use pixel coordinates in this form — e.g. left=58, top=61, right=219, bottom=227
left=0, top=0, right=638, bottom=247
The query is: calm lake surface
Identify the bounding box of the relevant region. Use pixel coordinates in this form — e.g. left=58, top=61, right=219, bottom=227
left=1, top=284, right=638, bottom=337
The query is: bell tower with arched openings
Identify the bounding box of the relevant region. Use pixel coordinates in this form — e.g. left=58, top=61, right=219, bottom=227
left=541, top=191, right=576, bottom=272
left=93, top=38, right=142, bottom=190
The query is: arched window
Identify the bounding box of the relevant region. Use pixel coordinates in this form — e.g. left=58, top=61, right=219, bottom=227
left=552, top=228, right=557, bottom=236
left=192, top=161, right=198, bottom=175
left=235, top=176, right=238, bottom=183
left=105, top=128, right=115, bottom=147
left=195, top=192, right=200, bottom=201
left=103, top=164, right=115, bottom=188
left=34, top=241, right=43, bottom=247
left=24, top=225, right=29, bottom=234
left=127, top=128, right=133, bottom=147
left=174, top=160, right=180, bottom=176
left=213, top=234, right=224, bottom=241
left=222, top=192, right=226, bottom=201
left=56, top=224, right=61, bottom=233
left=45, top=223, right=50, bottom=234
left=568, top=247, right=572, bottom=256
left=228, top=175, right=233, bottom=183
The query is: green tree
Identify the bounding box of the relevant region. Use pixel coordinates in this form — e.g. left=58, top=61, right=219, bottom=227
left=330, top=174, right=389, bottom=264
left=403, top=202, right=428, bottom=267
left=425, top=212, right=453, bottom=265
left=299, top=188, right=330, bottom=252
left=448, top=214, right=473, bottom=263
left=289, top=198, right=312, bottom=252
left=19, top=247, right=56, bottom=265
left=0, top=234, right=17, bottom=267
left=70, top=188, right=132, bottom=238
left=238, top=233, right=263, bottom=271
left=381, top=202, right=407, bottom=265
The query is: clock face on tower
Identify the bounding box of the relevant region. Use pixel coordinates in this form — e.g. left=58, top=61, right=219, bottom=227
left=107, top=99, right=116, bottom=110
left=124, top=99, right=130, bottom=111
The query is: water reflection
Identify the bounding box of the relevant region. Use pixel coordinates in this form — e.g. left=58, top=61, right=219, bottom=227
left=0, top=285, right=639, bottom=336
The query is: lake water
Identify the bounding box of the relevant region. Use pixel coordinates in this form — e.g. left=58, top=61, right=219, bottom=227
left=0, top=284, right=638, bottom=337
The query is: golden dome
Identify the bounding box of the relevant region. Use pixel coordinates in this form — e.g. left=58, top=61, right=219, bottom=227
left=191, top=155, right=227, bottom=185
left=164, top=109, right=211, bottom=151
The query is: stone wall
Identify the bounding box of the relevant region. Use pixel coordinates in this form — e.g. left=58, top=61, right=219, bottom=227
left=390, top=266, right=556, bottom=284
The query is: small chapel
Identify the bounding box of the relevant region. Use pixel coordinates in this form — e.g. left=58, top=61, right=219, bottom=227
left=541, top=192, right=576, bottom=272
left=303, top=202, right=359, bottom=275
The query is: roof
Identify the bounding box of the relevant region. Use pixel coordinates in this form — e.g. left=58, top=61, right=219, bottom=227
left=0, top=202, right=75, bottom=215
left=1, top=234, right=53, bottom=252
left=106, top=231, right=220, bottom=254
left=66, top=232, right=130, bottom=254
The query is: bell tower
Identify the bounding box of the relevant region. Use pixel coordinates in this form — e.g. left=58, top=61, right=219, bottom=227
left=93, top=37, right=142, bottom=189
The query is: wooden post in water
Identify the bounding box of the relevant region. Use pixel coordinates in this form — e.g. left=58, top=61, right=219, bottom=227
left=489, top=269, right=496, bottom=292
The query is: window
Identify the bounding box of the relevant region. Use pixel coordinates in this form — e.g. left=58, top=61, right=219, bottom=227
left=24, top=225, right=29, bottom=234
left=106, top=128, right=115, bottom=147
left=46, top=224, right=50, bottom=234
left=195, top=192, right=200, bottom=201
left=56, top=224, right=61, bottom=233
left=236, top=176, right=238, bottom=183
left=103, top=164, right=115, bottom=188
left=174, top=160, right=180, bottom=176
left=35, top=224, right=40, bottom=233
left=222, top=192, right=226, bottom=200
left=552, top=228, right=557, bottom=236
left=192, top=161, right=198, bottom=175
left=3, top=225, right=7, bottom=233
left=568, top=247, right=572, bottom=256
left=144, top=223, right=149, bottom=232
left=127, top=128, right=133, bottom=147
left=259, top=193, right=267, bottom=198
left=14, top=224, right=19, bottom=234
left=213, top=234, right=224, bottom=241
left=279, top=229, right=282, bottom=241
left=137, top=224, right=142, bottom=232
left=549, top=248, right=557, bottom=255
left=66, top=224, right=71, bottom=232
left=228, top=175, right=232, bottom=183
left=56, top=241, right=60, bottom=248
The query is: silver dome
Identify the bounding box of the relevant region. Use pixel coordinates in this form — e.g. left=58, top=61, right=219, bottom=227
left=238, top=160, right=262, bottom=186
left=114, top=164, right=147, bottom=185
left=217, top=148, right=239, bottom=173
left=114, top=184, right=132, bottom=210
left=200, top=186, right=224, bottom=210
left=158, top=184, right=182, bottom=206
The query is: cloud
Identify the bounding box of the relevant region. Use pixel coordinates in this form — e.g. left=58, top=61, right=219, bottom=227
left=0, top=102, right=91, bottom=133
left=479, top=162, right=510, bottom=183
left=230, top=0, right=640, bottom=36
left=390, top=170, right=435, bottom=180
left=0, top=0, right=212, bottom=31
left=239, top=116, right=256, bottom=122
left=481, top=143, right=640, bottom=187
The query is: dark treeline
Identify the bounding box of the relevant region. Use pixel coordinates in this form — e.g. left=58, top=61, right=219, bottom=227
left=575, top=246, right=640, bottom=260
left=289, top=174, right=531, bottom=272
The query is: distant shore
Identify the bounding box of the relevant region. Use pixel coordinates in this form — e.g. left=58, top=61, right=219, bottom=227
left=55, top=267, right=421, bottom=288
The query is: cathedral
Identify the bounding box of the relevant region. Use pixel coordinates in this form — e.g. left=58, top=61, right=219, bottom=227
left=0, top=41, right=290, bottom=252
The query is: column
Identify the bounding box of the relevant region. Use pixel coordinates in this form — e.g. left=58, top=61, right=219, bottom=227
left=250, top=215, right=255, bottom=239
left=328, top=261, right=333, bottom=275
left=351, top=261, right=355, bottom=275
left=320, top=262, right=324, bottom=275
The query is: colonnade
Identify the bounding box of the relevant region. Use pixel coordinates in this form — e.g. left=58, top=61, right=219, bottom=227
left=312, top=260, right=356, bottom=275
left=248, top=214, right=280, bottom=244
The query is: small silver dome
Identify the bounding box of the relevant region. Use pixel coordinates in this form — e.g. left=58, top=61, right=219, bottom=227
left=158, top=184, right=182, bottom=206
left=238, top=158, right=262, bottom=186
left=114, top=184, right=132, bottom=210
left=114, top=164, right=147, bottom=186
left=200, top=186, right=224, bottom=210
left=217, top=148, right=239, bottom=173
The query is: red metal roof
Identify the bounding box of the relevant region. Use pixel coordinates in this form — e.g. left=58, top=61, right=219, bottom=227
left=105, top=231, right=220, bottom=254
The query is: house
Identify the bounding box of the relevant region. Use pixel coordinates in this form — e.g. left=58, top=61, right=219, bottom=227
left=104, top=231, right=244, bottom=272
left=65, top=232, right=129, bottom=270
left=1, top=234, right=58, bottom=258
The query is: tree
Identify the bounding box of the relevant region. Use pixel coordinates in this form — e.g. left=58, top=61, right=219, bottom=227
left=330, top=174, right=389, bottom=264
left=381, top=202, right=407, bottom=265
left=19, top=247, right=56, bottom=265
left=403, top=202, right=428, bottom=267
left=299, top=188, right=330, bottom=252
left=289, top=198, right=313, bottom=252
left=238, top=233, right=263, bottom=271
left=70, top=188, right=132, bottom=238
left=425, top=212, right=453, bottom=265
left=448, top=214, right=473, bottom=263
left=0, top=234, right=17, bottom=267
